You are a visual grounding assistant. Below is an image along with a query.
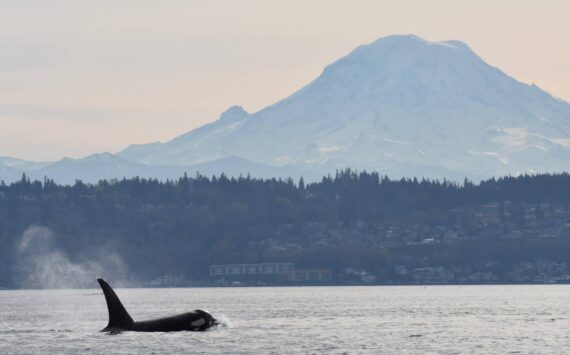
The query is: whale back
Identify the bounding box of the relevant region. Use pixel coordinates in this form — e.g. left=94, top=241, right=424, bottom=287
left=97, top=278, right=134, bottom=330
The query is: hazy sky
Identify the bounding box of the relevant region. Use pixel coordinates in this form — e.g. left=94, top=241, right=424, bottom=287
left=1, top=0, right=569, bottom=161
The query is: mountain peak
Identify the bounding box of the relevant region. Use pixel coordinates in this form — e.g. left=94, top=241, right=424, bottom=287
left=218, top=105, right=249, bottom=123
left=369, top=34, right=427, bottom=45
left=112, top=35, right=570, bottom=181
left=323, top=34, right=477, bottom=75
left=8, top=35, right=570, bottom=185
left=366, top=34, right=470, bottom=51
left=368, top=34, right=469, bottom=48
left=294, top=34, right=503, bottom=112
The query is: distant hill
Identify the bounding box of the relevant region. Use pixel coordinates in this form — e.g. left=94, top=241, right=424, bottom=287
left=3, top=172, right=570, bottom=287
left=1, top=154, right=315, bottom=185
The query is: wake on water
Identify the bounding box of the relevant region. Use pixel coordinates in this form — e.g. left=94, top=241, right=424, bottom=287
left=212, top=314, right=232, bottom=329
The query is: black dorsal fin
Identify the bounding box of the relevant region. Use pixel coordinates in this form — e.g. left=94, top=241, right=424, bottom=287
left=97, top=278, right=134, bottom=329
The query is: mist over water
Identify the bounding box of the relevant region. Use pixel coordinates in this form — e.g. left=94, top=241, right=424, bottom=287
left=16, top=226, right=126, bottom=289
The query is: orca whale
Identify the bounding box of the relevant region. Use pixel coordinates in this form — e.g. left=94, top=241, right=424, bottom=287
left=97, top=278, right=218, bottom=332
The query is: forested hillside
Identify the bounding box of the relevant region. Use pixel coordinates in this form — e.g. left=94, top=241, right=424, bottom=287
left=2, top=170, right=570, bottom=287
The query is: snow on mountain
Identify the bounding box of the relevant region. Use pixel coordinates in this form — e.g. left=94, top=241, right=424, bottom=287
left=3, top=34, right=570, bottom=184
left=118, top=34, right=570, bottom=179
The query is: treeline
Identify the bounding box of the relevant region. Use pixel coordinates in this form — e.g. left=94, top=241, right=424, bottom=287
left=1, top=170, right=570, bottom=285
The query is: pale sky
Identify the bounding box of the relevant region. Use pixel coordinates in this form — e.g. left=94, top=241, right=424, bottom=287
left=1, top=0, right=569, bottom=161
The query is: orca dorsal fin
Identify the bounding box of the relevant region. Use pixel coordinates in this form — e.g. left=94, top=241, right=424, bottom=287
left=97, top=278, right=134, bottom=329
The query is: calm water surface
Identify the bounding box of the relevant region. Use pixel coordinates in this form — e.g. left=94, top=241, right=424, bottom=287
left=1, top=285, right=570, bottom=354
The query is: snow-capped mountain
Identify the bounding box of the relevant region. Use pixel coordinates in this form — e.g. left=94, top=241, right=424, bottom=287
left=3, top=34, right=570, bottom=184
left=119, top=34, right=570, bottom=179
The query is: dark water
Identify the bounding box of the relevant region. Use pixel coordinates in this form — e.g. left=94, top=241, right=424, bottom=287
left=1, top=285, right=570, bottom=354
